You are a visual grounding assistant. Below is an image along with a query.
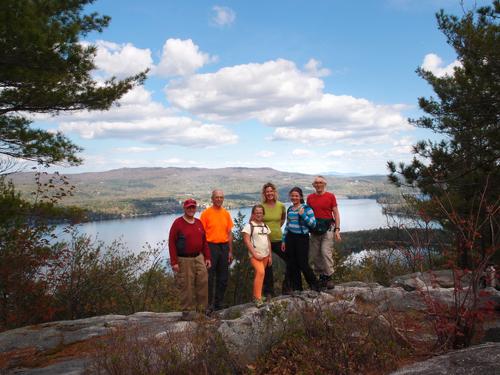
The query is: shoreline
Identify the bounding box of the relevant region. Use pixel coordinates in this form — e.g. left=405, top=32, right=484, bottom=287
left=69, top=196, right=385, bottom=224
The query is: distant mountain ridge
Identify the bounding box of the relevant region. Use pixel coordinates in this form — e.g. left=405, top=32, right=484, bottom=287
left=9, top=167, right=397, bottom=219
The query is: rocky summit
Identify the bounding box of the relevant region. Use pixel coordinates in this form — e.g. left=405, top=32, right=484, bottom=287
left=1, top=280, right=499, bottom=374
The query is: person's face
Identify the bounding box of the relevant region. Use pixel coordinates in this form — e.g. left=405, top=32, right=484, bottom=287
left=184, top=205, right=196, bottom=218
left=312, top=179, right=326, bottom=193
left=264, top=187, right=276, bottom=202
left=253, top=207, right=264, bottom=221
left=289, top=191, right=301, bottom=204
left=212, top=191, right=224, bottom=207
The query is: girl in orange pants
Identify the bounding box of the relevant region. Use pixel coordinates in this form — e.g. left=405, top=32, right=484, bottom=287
left=242, top=205, right=272, bottom=307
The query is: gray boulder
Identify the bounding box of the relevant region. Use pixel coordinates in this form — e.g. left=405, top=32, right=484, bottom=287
left=389, top=342, right=500, bottom=375
left=1, top=283, right=499, bottom=374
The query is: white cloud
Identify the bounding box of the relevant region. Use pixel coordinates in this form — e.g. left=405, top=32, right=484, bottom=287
left=211, top=6, right=236, bottom=27
left=155, top=38, right=216, bottom=77
left=54, top=86, right=237, bottom=148
left=256, top=150, right=275, bottom=158
left=325, top=150, right=346, bottom=158
left=263, top=94, right=409, bottom=144
left=421, top=53, right=461, bottom=77
left=61, top=117, right=237, bottom=147
left=166, top=59, right=324, bottom=121
left=92, top=40, right=152, bottom=78
left=54, top=86, right=172, bottom=123
left=304, top=59, right=331, bottom=77
left=261, top=94, right=409, bottom=130
left=112, top=147, right=158, bottom=153
left=391, top=137, right=414, bottom=154
left=166, top=58, right=409, bottom=145
left=322, top=145, right=414, bottom=170
left=75, top=154, right=199, bottom=171
left=292, top=149, right=315, bottom=157
left=159, top=158, right=197, bottom=166
left=271, top=128, right=352, bottom=144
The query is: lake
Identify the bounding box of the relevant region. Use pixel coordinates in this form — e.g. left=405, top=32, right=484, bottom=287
left=55, top=199, right=388, bottom=253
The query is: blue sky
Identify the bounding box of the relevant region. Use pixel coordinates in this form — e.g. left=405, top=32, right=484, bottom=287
left=34, top=0, right=487, bottom=175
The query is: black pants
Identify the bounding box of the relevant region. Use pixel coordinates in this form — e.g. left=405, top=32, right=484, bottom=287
left=263, top=241, right=290, bottom=295
left=285, top=232, right=317, bottom=291
left=207, top=242, right=229, bottom=309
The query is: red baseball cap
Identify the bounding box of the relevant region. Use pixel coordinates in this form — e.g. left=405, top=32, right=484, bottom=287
left=183, top=199, right=197, bottom=208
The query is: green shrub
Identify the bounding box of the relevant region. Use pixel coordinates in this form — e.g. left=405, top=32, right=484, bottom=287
left=87, top=323, right=241, bottom=375
left=53, top=233, right=180, bottom=320
left=255, top=304, right=407, bottom=375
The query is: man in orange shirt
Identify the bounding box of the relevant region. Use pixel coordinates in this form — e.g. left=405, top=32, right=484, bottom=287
left=200, top=189, right=234, bottom=311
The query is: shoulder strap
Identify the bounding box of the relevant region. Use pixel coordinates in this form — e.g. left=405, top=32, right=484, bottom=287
left=250, top=222, right=255, bottom=247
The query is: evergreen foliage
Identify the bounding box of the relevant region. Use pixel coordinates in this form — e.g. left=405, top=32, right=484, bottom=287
left=388, top=1, right=500, bottom=267
left=0, top=0, right=146, bottom=167
left=225, top=211, right=254, bottom=306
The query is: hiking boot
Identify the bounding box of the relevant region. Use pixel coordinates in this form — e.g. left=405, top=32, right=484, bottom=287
left=318, top=275, right=328, bottom=291
left=321, top=274, right=335, bottom=290
left=325, top=278, right=336, bottom=290
left=254, top=298, right=265, bottom=308
left=205, top=305, right=214, bottom=316
left=311, top=283, right=322, bottom=292
left=181, top=311, right=200, bottom=321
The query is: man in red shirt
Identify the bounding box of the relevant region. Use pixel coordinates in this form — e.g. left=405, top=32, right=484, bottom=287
left=307, top=176, right=341, bottom=290
left=169, top=199, right=211, bottom=318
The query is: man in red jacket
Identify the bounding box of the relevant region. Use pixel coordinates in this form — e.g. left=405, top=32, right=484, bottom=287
left=169, top=199, right=211, bottom=319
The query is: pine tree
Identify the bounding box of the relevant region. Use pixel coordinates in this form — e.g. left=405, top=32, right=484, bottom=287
left=388, top=1, right=499, bottom=267
left=0, top=0, right=147, bottom=167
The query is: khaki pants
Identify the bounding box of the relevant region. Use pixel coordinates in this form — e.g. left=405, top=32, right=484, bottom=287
left=176, top=254, right=208, bottom=311
left=309, top=229, right=335, bottom=277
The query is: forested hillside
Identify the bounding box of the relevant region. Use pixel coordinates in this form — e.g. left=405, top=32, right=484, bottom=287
left=10, top=167, right=399, bottom=219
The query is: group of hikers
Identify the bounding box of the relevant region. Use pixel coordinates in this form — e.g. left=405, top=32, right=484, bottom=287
left=168, top=175, right=341, bottom=319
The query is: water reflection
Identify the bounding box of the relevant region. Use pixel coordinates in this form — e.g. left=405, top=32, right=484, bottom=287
left=54, top=199, right=387, bottom=254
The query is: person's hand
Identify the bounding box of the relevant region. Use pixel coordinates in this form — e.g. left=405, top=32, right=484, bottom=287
left=205, top=259, right=211, bottom=269
left=298, top=206, right=304, bottom=215
left=172, top=264, right=179, bottom=273
left=268, top=255, right=273, bottom=266
left=228, top=252, right=234, bottom=264
left=281, top=242, right=286, bottom=252
left=253, top=254, right=263, bottom=260
left=335, top=230, right=341, bottom=242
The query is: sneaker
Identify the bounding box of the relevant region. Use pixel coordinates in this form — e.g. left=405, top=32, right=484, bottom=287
left=318, top=275, right=328, bottom=290
left=181, top=311, right=199, bottom=321
left=325, top=279, right=336, bottom=290
left=264, top=293, right=273, bottom=301
left=323, top=274, right=335, bottom=289
left=254, top=298, right=265, bottom=308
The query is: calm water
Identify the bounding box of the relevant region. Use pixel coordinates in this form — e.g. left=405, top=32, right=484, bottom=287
left=54, top=199, right=387, bottom=253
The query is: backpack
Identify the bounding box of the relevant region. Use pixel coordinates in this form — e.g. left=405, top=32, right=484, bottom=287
left=287, top=205, right=332, bottom=235
left=249, top=222, right=270, bottom=247
left=310, top=218, right=333, bottom=235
